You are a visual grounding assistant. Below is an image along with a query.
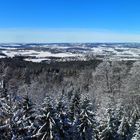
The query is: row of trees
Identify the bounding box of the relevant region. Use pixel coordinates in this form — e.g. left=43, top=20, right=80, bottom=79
left=1, top=59, right=140, bottom=139
left=0, top=88, right=140, bottom=140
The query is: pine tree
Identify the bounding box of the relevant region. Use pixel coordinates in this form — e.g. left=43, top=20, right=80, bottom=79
left=35, top=96, right=56, bottom=140
left=55, top=95, right=71, bottom=140
left=132, top=119, right=140, bottom=140
left=117, top=116, right=131, bottom=140
left=130, top=108, right=140, bottom=140
left=0, top=84, right=18, bottom=140
left=99, top=108, right=118, bottom=140
left=0, top=89, right=9, bottom=139
left=69, top=91, right=81, bottom=139
left=78, top=97, right=96, bottom=140
left=12, top=95, right=36, bottom=139
left=130, top=108, right=139, bottom=128
left=69, top=91, right=81, bottom=122
left=0, top=96, right=11, bottom=140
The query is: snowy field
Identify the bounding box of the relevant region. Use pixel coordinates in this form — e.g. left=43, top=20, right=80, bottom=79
left=0, top=43, right=140, bottom=62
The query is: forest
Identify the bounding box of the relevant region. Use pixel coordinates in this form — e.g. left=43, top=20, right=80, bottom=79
left=0, top=58, right=140, bottom=140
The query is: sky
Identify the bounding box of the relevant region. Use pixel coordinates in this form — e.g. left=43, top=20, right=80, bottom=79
left=1, top=0, right=140, bottom=43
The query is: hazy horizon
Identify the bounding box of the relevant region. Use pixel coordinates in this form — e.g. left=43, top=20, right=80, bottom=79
left=1, top=0, right=140, bottom=42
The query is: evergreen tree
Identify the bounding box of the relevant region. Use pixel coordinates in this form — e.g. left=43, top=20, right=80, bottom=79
left=99, top=108, right=118, bottom=140
left=0, top=85, right=19, bottom=140
left=129, top=108, right=139, bottom=130
left=35, top=96, right=56, bottom=140
left=0, top=96, right=11, bottom=140
left=132, top=119, right=140, bottom=140
left=12, top=95, right=36, bottom=139
left=117, top=116, right=131, bottom=140
left=78, top=97, right=96, bottom=140
left=55, top=95, right=71, bottom=140
left=69, top=91, right=81, bottom=122
left=69, top=91, right=81, bottom=139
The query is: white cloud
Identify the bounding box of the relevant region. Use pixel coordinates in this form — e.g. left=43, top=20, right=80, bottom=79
left=0, top=28, right=140, bottom=43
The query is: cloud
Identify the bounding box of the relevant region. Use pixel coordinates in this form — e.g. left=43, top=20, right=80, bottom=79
left=0, top=28, right=140, bottom=43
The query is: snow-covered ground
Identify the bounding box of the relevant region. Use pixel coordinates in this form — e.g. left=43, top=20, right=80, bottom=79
left=2, top=50, right=81, bottom=58
left=0, top=43, right=140, bottom=62
left=24, top=58, right=51, bottom=63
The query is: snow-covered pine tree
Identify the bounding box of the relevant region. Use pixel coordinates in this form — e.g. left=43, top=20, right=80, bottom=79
left=35, top=96, right=56, bottom=140
left=117, top=116, right=131, bottom=140
left=12, top=95, right=36, bottom=139
left=0, top=82, right=18, bottom=140
left=55, top=95, right=71, bottom=140
left=129, top=107, right=140, bottom=140
left=69, top=91, right=81, bottom=139
left=69, top=91, right=81, bottom=122
left=78, top=97, right=96, bottom=140
left=129, top=108, right=139, bottom=138
left=0, top=77, right=12, bottom=140
left=131, top=119, right=140, bottom=140
left=0, top=97, right=11, bottom=140
left=99, top=108, right=118, bottom=140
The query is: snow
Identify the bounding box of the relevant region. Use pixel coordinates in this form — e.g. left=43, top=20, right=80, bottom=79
left=0, top=47, right=17, bottom=50
left=2, top=50, right=80, bottom=58
left=1, top=43, right=140, bottom=62
left=0, top=56, right=6, bottom=58
left=35, top=51, right=79, bottom=58
left=1, top=43, right=21, bottom=47
left=24, top=58, right=50, bottom=63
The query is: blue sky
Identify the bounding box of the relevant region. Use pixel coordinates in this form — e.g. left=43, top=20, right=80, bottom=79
left=0, top=0, right=140, bottom=42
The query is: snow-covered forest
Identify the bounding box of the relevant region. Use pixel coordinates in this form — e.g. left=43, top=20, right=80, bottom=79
left=0, top=58, right=140, bottom=140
